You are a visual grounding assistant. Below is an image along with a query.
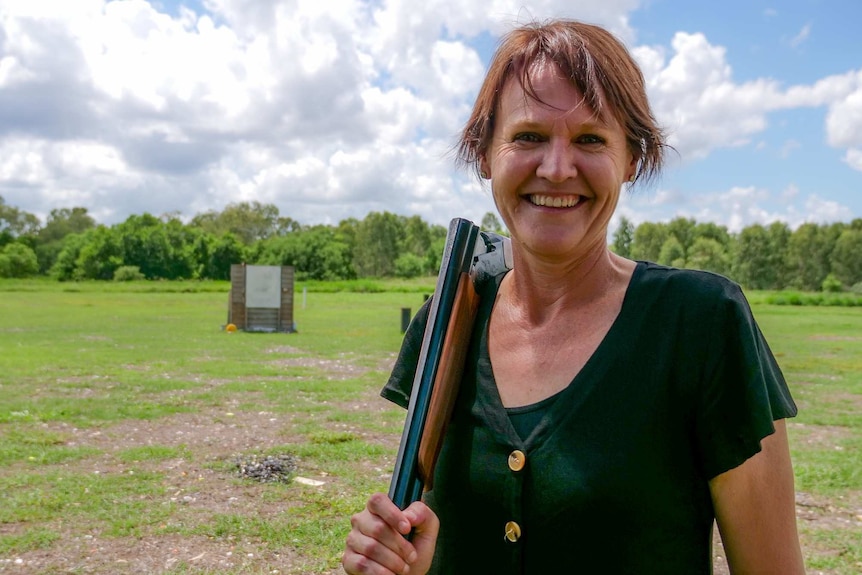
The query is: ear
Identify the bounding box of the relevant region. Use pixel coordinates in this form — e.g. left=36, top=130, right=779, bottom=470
left=625, top=151, right=638, bottom=182
left=479, top=155, right=491, bottom=179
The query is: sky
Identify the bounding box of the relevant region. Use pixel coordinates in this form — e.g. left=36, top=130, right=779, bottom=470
left=1, top=0, right=860, bottom=235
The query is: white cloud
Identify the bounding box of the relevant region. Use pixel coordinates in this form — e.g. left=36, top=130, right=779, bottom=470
left=803, top=195, right=851, bottom=223
left=618, top=182, right=853, bottom=234
left=780, top=184, right=800, bottom=202
left=636, top=33, right=785, bottom=159
left=790, top=23, right=811, bottom=48
left=0, top=0, right=644, bottom=227
left=0, top=138, right=51, bottom=185
left=783, top=70, right=860, bottom=107
left=843, top=149, right=862, bottom=172
left=633, top=32, right=862, bottom=173
left=825, top=82, right=862, bottom=148
left=557, top=14, right=861, bottom=233
left=779, top=139, right=801, bottom=158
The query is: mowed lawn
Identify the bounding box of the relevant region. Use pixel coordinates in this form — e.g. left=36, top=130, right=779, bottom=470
left=0, top=280, right=860, bottom=574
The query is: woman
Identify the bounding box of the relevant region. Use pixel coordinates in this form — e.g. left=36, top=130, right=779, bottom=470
left=343, top=19, right=804, bottom=575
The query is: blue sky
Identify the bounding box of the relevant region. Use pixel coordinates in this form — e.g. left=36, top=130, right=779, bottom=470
left=634, top=0, right=860, bottom=82
left=0, top=0, right=859, bottom=233
left=625, top=0, right=860, bottom=225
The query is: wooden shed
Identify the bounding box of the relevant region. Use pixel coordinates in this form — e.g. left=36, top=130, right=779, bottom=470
left=228, top=264, right=296, bottom=333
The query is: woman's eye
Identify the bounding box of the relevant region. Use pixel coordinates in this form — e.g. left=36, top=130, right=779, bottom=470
left=513, top=133, right=542, bottom=143
left=578, top=134, right=605, bottom=145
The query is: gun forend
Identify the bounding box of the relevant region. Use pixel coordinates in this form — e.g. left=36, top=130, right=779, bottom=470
left=388, top=218, right=512, bottom=509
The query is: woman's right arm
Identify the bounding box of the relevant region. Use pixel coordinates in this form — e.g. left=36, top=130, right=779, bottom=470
left=342, top=493, right=439, bottom=575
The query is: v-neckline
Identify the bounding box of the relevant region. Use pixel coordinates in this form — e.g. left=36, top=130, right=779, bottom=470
left=474, top=261, right=645, bottom=449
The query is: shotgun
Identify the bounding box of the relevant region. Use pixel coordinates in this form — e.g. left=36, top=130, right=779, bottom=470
left=388, top=218, right=513, bottom=510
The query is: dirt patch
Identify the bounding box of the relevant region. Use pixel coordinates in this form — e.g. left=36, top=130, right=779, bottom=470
left=796, top=491, right=862, bottom=531
left=792, top=422, right=854, bottom=449
left=56, top=408, right=297, bottom=458
left=266, top=357, right=368, bottom=380
left=266, top=346, right=307, bottom=355
left=264, top=347, right=382, bottom=381
left=2, top=532, right=298, bottom=574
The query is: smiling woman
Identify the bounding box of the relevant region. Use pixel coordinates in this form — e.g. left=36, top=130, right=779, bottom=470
left=345, top=18, right=807, bottom=575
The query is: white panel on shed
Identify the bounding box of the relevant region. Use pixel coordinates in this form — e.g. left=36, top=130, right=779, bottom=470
left=245, top=266, right=282, bottom=308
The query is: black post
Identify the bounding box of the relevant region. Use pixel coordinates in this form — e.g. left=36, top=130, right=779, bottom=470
left=401, top=308, right=411, bottom=334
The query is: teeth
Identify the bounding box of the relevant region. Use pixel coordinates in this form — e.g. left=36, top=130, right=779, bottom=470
left=529, top=194, right=580, bottom=208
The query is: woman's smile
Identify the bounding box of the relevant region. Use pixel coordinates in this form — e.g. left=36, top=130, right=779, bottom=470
left=527, top=194, right=586, bottom=209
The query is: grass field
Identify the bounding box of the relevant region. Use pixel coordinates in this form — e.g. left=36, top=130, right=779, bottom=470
left=0, top=279, right=860, bottom=574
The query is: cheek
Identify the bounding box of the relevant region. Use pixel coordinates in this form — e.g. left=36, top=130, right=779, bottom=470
left=588, top=157, right=628, bottom=187
left=490, top=184, right=506, bottom=210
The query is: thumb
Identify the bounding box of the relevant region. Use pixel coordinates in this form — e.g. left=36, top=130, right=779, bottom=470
left=404, top=502, right=439, bottom=571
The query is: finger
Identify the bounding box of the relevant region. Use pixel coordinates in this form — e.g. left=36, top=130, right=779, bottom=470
left=361, top=494, right=419, bottom=562
left=366, top=492, right=412, bottom=535
left=343, top=547, right=392, bottom=575
left=350, top=498, right=418, bottom=565
left=343, top=529, right=408, bottom=575
left=402, top=502, right=439, bottom=574
left=404, top=501, right=440, bottom=539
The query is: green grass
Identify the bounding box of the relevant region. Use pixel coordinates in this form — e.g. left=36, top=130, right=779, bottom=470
left=117, top=445, right=192, bottom=463
left=0, top=428, right=101, bottom=466
left=0, top=278, right=859, bottom=573
left=801, top=524, right=862, bottom=575
left=0, top=528, right=60, bottom=555
left=0, top=469, right=169, bottom=532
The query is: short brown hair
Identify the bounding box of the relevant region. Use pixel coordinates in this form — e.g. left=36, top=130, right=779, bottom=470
left=457, top=19, right=666, bottom=185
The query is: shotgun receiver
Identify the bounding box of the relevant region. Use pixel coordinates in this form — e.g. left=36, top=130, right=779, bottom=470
left=388, top=218, right=513, bottom=510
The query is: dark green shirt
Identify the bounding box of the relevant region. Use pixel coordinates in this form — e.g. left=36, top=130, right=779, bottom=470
left=382, top=262, right=797, bottom=574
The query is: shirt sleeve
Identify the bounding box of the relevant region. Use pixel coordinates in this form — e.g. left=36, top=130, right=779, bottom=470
left=695, top=280, right=798, bottom=479
left=380, top=297, right=432, bottom=409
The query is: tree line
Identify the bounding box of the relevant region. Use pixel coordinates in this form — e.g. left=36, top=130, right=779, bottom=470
left=1, top=195, right=861, bottom=291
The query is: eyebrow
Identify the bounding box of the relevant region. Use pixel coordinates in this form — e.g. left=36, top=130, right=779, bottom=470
left=505, top=114, right=613, bottom=132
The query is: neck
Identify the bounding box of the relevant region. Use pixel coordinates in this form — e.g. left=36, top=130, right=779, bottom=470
left=501, top=244, right=634, bottom=325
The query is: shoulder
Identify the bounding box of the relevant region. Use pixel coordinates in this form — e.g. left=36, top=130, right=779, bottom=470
left=628, top=262, right=757, bottom=342
left=634, top=261, right=745, bottom=307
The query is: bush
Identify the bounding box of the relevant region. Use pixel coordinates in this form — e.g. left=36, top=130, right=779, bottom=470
left=850, top=282, right=862, bottom=294
left=394, top=253, right=426, bottom=279
left=0, top=242, right=39, bottom=278
left=821, top=273, right=843, bottom=293
left=113, top=266, right=145, bottom=282
left=765, top=290, right=862, bottom=307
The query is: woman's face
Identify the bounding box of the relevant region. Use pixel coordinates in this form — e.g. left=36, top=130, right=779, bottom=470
left=481, top=61, right=635, bottom=262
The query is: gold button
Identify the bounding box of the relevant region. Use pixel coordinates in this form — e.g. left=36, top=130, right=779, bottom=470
left=508, top=450, right=526, bottom=472
left=504, top=521, right=521, bottom=543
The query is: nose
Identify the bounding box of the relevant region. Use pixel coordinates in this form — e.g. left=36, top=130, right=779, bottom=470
left=535, top=139, right=577, bottom=182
